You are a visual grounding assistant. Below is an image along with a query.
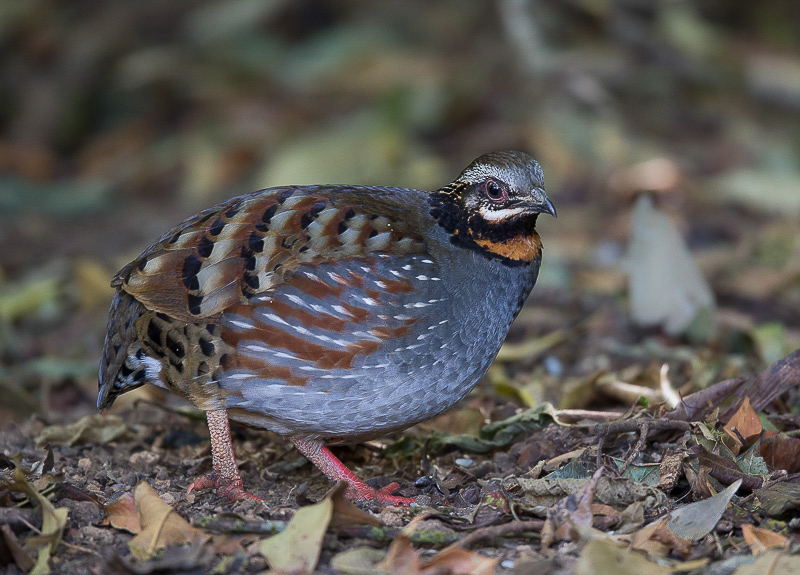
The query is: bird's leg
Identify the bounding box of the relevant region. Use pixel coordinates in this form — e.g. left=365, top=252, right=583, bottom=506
left=187, top=408, right=263, bottom=502
left=291, top=436, right=415, bottom=505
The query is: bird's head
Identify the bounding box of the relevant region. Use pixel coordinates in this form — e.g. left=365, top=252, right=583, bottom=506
left=429, top=150, right=556, bottom=266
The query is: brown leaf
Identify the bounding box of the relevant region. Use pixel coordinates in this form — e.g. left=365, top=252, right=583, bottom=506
left=1, top=524, right=35, bottom=572
left=104, top=492, right=140, bottom=534
left=742, top=524, right=788, bottom=554
left=723, top=397, right=762, bottom=453
left=759, top=434, right=800, bottom=473
left=378, top=534, right=422, bottom=575
left=541, top=468, right=602, bottom=547
left=128, top=481, right=210, bottom=560
left=328, top=482, right=383, bottom=528
left=630, top=518, right=692, bottom=557
left=419, top=546, right=498, bottom=575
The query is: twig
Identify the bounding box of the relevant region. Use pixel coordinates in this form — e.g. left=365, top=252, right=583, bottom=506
left=439, top=520, right=544, bottom=553
left=618, top=420, right=650, bottom=475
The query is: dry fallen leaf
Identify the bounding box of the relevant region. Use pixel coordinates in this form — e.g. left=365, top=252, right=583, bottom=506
left=128, top=481, right=210, bottom=560
left=4, top=468, right=69, bottom=575
left=576, top=538, right=669, bottom=575
left=104, top=491, right=140, bottom=534
left=741, top=524, right=788, bottom=555
left=759, top=434, right=800, bottom=474
left=666, top=479, right=741, bottom=540
left=257, top=485, right=335, bottom=575
left=377, top=533, right=498, bottom=575
left=34, top=414, right=127, bottom=449
left=541, top=468, right=602, bottom=547
left=723, top=397, right=762, bottom=454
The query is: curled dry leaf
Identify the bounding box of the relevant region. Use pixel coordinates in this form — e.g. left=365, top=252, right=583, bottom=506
left=128, top=481, right=210, bottom=561
left=104, top=491, right=139, bottom=534
left=34, top=414, right=127, bottom=449
left=257, top=484, right=336, bottom=575
left=541, top=468, right=603, bottom=547
left=741, top=524, right=788, bottom=555
left=4, top=468, right=69, bottom=575
left=722, top=397, right=762, bottom=454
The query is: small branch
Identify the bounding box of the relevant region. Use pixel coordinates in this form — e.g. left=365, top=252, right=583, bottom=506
left=439, top=520, right=544, bottom=553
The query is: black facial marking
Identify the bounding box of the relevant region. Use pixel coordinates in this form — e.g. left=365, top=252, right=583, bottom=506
left=168, top=231, right=182, bottom=244
left=428, top=182, right=536, bottom=267
left=337, top=221, right=347, bottom=235
left=133, top=369, right=147, bottom=382
left=344, top=208, right=356, bottom=220
left=225, top=206, right=240, bottom=218
left=137, top=258, right=147, bottom=271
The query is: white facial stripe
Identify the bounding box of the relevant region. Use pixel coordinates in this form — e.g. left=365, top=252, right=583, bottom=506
left=478, top=205, right=526, bottom=221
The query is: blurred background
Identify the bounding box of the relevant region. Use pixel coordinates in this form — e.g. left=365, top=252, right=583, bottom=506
left=2, top=0, right=800, bottom=427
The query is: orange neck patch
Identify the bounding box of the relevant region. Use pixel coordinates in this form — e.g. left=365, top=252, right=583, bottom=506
left=474, top=232, right=542, bottom=264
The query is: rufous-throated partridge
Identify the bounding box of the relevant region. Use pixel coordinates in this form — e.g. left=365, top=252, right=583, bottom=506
left=98, top=150, right=555, bottom=505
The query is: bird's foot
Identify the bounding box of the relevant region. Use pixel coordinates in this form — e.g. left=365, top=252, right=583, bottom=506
left=187, top=472, right=264, bottom=502
left=291, top=436, right=416, bottom=506
left=345, top=480, right=416, bottom=506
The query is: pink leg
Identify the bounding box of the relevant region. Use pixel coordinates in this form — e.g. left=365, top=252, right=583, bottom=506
left=291, top=436, right=415, bottom=506
left=187, top=409, right=263, bottom=502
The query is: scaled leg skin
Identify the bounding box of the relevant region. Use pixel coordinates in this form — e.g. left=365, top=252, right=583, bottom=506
left=291, top=436, right=415, bottom=505
left=187, top=409, right=263, bottom=502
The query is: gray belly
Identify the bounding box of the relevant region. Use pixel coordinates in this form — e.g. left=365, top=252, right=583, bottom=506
left=219, top=251, right=538, bottom=439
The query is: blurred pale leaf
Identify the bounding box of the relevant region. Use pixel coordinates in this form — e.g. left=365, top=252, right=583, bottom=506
left=625, top=194, right=715, bottom=335
left=712, top=170, right=800, bottom=215
left=576, top=538, right=669, bottom=575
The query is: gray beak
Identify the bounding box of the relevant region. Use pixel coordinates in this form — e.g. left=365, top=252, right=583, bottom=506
left=531, top=188, right=557, bottom=218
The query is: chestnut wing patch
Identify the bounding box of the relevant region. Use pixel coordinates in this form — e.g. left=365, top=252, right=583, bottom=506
left=114, top=186, right=426, bottom=322
left=217, top=253, right=449, bottom=393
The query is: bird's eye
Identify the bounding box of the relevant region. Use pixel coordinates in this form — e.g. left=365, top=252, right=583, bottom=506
left=485, top=180, right=505, bottom=202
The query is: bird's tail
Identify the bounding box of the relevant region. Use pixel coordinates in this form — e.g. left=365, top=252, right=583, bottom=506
left=97, top=291, right=149, bottom=410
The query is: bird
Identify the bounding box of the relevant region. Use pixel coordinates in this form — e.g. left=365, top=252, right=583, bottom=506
left=97, top=150, right=555, bottom=505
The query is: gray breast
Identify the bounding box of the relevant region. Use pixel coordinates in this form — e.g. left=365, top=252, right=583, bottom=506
left=219, top=226, right=539, bottom=440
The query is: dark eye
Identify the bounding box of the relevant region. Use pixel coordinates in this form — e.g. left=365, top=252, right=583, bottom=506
left=485, top=180, right=505, bottom=202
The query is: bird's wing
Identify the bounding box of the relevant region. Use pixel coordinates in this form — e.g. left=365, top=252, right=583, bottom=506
left=114, top=185, right=429, bottom=322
